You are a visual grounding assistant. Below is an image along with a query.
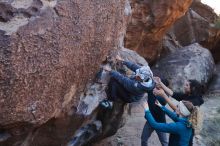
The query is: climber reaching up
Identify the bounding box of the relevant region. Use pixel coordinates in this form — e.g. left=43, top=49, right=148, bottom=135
left=100, top=55, right=155, bottom=109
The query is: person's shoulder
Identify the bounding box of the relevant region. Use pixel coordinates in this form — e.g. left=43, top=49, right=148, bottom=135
left=175, top=120, right=190, bottom=130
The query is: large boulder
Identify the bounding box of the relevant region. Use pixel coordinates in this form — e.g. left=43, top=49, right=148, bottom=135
left=124, top=0, right=193, bottom=64
left=191, top=1, right=217, bottom=23
left=0, top=0, right=130, bottom=145
left=161, top=28, right=183, bottom=57
left=195, top=3, right=220, bottom=63
left=208, top=63, right=220, bottom=93
left=152, top=43, right=215, bottom=92
left=201, top=27, right=220, bottom=63
left=171, top=9, right=210, bottom=46
left=166, top=1, right=220, bottom=62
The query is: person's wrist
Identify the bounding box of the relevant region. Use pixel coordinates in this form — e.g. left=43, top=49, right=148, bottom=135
left=162, top=93, right=166, bottom=97
left=144, top=108, right=149, bottom=112
left=164, top=94, right=169, bottom=98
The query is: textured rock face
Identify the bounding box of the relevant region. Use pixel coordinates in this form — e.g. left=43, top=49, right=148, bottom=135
left=171, top=1, right=217, bottom=47
left=0, top=0, right=128, bottom=125
left=171, top=9, right=210, bottom=46
left=161, top=28, right=183, bottom=57
left=152, top=43, right=215, bottom=92
left=201, top=28, right=220, bottom=63
left=0, top=0, right=130, bottom=145
left=208, top=63, right=220, bottom=93
left=124, top=0, right=192, bottom=64
left=191, top=1, right=217, bottom=23
left=167, top=1, right=220, bottom=62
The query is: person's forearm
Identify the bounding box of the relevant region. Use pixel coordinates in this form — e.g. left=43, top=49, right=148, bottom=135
left=162, top=94, right=177, bottom=111
left=160, top=82, right=173, bottom=96
left=161, top=106, right=178, bottom=122
left=122, top=61, right=140, bottom=72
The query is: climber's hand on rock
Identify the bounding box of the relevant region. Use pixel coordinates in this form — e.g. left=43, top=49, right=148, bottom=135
left=116, top=55, right=124, bottom=62
left=154, top=76, right=161, bottom=84
left=103, top=66, right=112, bottom=72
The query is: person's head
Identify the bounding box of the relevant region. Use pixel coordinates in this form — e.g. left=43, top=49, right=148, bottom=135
left=184, top=80, right=203, bottom=96
left=135, top=66, right=155, bottom=90
left=175, top=100, right=194, bottom=117
left=135, top=66, right=153, bottom=82
left=175, top=100, right=202, bottom=130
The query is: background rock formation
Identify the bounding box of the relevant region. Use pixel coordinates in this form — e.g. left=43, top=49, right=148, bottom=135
left=171, top=9, right=210, bottom=46
left=208, top=63, right=220, bottom=93
left=167, top=0, right=220, bottom=62
left=201, top=27, right=220, bottom=63
left=170, top=0, right=217, bottom=46
left=153, top=43, right=215, bottom=92
left=124, top=0, right=193, bottom=64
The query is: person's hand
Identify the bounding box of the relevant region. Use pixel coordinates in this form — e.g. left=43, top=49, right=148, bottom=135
left=155, top=100, right=162, bottom=107
left=143, top=102, right=149, bottom=110
left=153, top=76, right=161, bottom=84
left=103, top=66, right=112, bottom=72
left=153, top=88, right=166, bottom=97
left=155, top=83, right=162, bottom=89
left=116, top=55, right=124, bottom=62
left=154, top=77, right=162, bottom=89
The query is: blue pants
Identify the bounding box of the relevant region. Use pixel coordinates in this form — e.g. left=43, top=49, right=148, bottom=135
left=141, top=122, right=168, bottom=146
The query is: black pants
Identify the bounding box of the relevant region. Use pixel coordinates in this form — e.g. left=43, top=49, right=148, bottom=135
left=106, top=78, right=131, bottom=103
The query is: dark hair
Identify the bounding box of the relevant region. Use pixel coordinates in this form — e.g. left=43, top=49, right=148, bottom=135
left=188, top=80, right=204, bottom=97
left=161, top=78, right=169, bottom=87
left=182, top=100, right=194, bottom=113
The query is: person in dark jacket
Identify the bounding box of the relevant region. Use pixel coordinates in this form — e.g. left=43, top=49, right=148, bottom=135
left=141, top=79, right=169, bottom=146
left=154, top=77, right=204, bottom=146
left=100, top=56, right=155, bottom=108
left=143, top=87, right=199, bottom=146
left=154, top=77, right=204, bottom=106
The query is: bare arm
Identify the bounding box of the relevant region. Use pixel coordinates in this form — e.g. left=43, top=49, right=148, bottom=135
left=154, top=77, right=173, bottom=96
left=160, top=82, right=173, bottom=96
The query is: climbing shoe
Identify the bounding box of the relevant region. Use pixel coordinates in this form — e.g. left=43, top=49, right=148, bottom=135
left=99, top=99, right=113, bottom=110
left=0, top=131, right=11, bottom=142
